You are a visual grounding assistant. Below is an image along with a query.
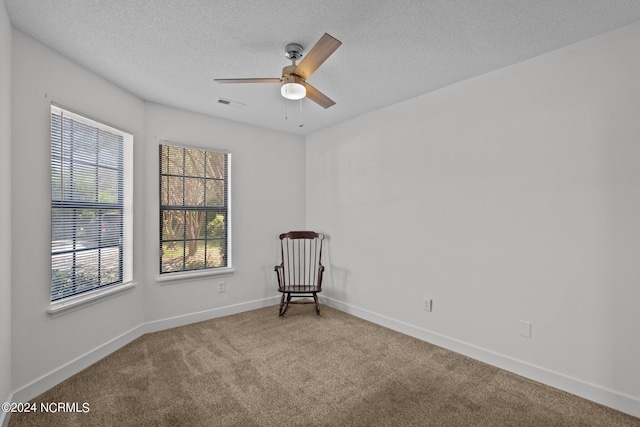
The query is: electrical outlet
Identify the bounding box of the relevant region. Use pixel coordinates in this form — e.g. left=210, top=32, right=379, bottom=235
left=218, top=281, right=226, bottom=293
left=519, top=320, right=531, bottom=338
left=423, top=297, right=432, bottom=312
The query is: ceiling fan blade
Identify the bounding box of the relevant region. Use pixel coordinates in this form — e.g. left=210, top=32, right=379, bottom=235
left=214, top=78, right=281, bottom=83
left=294, top=33, right=342, bottom=80
left=303, top=82, right=336, bottom=109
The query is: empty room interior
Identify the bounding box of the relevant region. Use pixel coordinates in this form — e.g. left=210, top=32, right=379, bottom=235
left=1, top=1, right=640, bottom=425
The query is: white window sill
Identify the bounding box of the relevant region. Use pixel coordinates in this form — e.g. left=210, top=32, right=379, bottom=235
left=48, top=282, right=136, bottom=317
left=157, top=267, right=235, bottom=284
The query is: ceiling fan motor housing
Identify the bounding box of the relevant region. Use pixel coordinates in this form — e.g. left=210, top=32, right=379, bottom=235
left=281, top=64, right=298, bottom=78
left=285, top=43, right=304, bottom=61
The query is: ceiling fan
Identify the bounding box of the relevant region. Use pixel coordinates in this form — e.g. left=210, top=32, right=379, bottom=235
left=215, top=33, right=342, bottom=108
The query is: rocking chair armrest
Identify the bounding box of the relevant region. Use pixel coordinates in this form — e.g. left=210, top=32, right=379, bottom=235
left=317, top=264, right=325, bottom=290
left=274, top=264, right=284, bottom=289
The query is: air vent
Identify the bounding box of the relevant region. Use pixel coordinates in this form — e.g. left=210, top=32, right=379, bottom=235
left=217, top=98, right=245, bottom=108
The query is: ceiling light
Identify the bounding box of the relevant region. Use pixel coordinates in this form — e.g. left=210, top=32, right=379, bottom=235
left=281, top=75, right=306, bottom=100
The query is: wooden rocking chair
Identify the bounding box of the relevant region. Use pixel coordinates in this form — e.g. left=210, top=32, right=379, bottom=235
left=274, top=231, right=325, bottom=316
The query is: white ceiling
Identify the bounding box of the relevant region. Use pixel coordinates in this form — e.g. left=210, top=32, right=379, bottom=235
left=5, top=1, right=640, bottom=135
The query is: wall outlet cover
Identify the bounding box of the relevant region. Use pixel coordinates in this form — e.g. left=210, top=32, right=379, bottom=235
left=519, top=320, right=532, bottom=338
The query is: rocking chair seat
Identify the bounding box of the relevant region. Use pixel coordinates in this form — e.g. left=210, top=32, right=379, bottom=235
left=278, top=284, right=320, bottom=293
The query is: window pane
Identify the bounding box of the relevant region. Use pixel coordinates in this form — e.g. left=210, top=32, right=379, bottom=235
left=160, top=145, right=170, bottom=175
left=164, top=145, right=184, bottom=175
left=206, top=240, right=224, bottom=268
left=68, top=163, right=97, bottom=202
left=98, top=167, right=119, bottom=203
left=205, top=179, right=224, bottom=207
left=76, top=209, right=100, bottom=249
left=161, top=210, right=184, bottom=241
left=184, top=240, right=206, bottom=271
left=184, top=177, right=204, bottom=206
left=74, top=249, right=100, bottom=293
left=162, top=176, right=183, bottom=206
left=51, top=253, right=74, bottom=300
left=206, top=213, right=225, bottom=239
left=100, top=211, right=122, bottom=247
left=98, top=131, right=122, bottom=168
left=51, top=116, right=63, bottom=201
left=161, top=241, right=184, bottom=273
left=100, top=246, right=121, bottom=285
left=185, top=210, right=206, bottom=240
left=51, top=208, right=76, bottom=252
left=69, top=121, right=97, bottom=164
left=206, top=151, right=225, bottom=179
left=185, top=149, right=204, bottom=177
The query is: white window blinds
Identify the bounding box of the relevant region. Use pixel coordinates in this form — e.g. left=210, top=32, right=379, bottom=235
left=50, top=105, right=133, bottom=302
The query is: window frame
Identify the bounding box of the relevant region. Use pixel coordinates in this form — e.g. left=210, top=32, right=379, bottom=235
left=158, top=141, right=233, bottom=279
left=49, top=104, right=134, bottom=313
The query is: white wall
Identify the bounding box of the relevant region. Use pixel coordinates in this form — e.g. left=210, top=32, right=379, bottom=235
left=11, top=30, right=146, bottom=394
left=143, top=103, right=305, bottom=325
left=306, top=22, right=640, bottom=416
left=0, top=0, right=13, bottom=418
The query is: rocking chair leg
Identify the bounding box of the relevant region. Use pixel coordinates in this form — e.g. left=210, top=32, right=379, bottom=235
left=279, top=293, right=289, bottom=316
left=313, top=293, right=321, bottom=316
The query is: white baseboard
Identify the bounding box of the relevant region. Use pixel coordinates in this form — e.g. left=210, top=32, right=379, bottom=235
left=143, top=296, right=280, bottom=333
left=11, top=324, right=145, bottom=405
left=321, top=296, right=640, bottom=419
left=9, top=296, right=280, bottom=412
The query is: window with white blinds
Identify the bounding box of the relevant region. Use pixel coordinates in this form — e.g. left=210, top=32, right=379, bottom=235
left=159, top=143, right=231, bottom=274
left=50, top=105, right=133, bottom=302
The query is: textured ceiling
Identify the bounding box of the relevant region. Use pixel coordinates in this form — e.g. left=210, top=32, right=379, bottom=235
left=5, top=0, right=640, bottom=135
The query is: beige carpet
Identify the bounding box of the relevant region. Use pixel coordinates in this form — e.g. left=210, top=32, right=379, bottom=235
left=9, top=304, right=640, bottom=426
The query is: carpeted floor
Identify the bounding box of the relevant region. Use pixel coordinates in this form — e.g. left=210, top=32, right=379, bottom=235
left=9, top=304, right=640, bottom=426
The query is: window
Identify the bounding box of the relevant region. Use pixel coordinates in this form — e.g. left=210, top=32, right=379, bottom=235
left=159, top=143, right=231, bottom=274
left=50, top=105, right=133, bottom=302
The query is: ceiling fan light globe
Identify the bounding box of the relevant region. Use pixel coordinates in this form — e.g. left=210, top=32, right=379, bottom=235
left=281, top=82, right=306, bottom=100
